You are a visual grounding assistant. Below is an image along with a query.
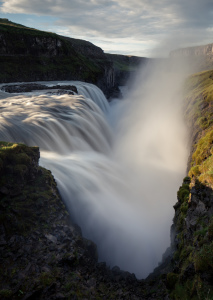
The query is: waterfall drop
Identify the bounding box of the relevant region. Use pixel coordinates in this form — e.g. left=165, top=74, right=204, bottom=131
left=0, top=66, right=188, bottom=278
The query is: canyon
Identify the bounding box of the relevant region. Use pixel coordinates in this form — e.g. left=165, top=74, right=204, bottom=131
left=0, top=18, right=213, bottom=300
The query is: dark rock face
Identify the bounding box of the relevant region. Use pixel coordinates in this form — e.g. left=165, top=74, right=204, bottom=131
left=152, top=70, right=213, bottom=299
left=0, top=142, right=169, bottom=299
left=0, top=20, right=146, bottom=99
left=106, top=53, right=149, bottom=88
left=0, top=34, right=63, bottom=57
left=1, top=83, right=78, bottom=95
left=169, top=179, right=213, bottom=295
left=0, top=22, right=117, bottom=98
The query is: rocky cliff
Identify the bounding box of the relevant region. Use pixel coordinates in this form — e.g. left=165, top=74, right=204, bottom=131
left=106, top=53, right=149, bottom=87
left=170, top=44, right=213, bottom=58
left=1, top=70, right=213, bottom=300
left=0, top=19, right=115, bottom=97
left=170, top=43, right=213, bottom=72
left=1, top=18, right=213, bottom=300
left=0, top=142, right=169, bottom=299
left=155, top=69, right=213, bottom=299
left=0, top=19, right=145, bottom=99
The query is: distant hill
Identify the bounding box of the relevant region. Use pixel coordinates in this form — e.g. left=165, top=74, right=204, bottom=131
left=0, top=18, right=146, bottom=97
left=170, top=43, right=213, bottom=72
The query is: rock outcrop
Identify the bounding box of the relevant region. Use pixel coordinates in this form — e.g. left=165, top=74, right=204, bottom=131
left=170, top=44, right=213, bottom=58
left=1, top=18, right=213, bottom=300
left=1, top=83, right=78, bottom=94
left=0, top=19, right=116, bottom=98
left=170, top=43, right=213, bottom=72
left=0, top=19, right=146, bottom=99
left=106, top=53, right=149, bottom=88
left=0, top=142, right=169, bottom=299
left=153, top=69, right=213, bottom=299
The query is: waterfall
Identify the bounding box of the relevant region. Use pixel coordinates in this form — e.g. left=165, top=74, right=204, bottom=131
left=0, top=68, right=188, bottom=278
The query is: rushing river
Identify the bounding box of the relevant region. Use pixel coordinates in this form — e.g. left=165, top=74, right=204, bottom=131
left=0, top=63, right=189, bottom=278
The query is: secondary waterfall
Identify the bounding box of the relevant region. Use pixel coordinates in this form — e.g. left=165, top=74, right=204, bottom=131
left=0, top=65, right=188, bottom=278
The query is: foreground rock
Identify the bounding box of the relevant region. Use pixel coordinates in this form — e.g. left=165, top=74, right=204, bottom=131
left=0, top=142, right=169, bottom=299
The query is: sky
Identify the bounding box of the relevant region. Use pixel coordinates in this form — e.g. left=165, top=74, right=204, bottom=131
left=0, top=0, right=213, bottom=57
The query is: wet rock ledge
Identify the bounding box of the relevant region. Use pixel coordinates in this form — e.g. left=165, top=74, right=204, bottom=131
left=0, top=142, right=169, bottom=299
left=1, top=83, right=78, bottom=96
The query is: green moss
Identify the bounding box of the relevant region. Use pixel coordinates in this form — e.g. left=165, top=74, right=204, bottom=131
left=208, top=218, right=213, bottom=240
left=170, top=71, right=213, bottom=300
left=188, top=129, right=213, bottom=188
left=170, top=274, right=213, bottom=300
left=180, top=201, right=188, bottom=216
left=194, top=242, right=213, bottom=271
left=0, top=289, right=13, bottom=298
left=106, top=53, right=141, bottom=72
left=177, top=183, right=190, bottom=203
left=192, top=129, right=213, bottom=165
left=0, top=19, right=58, bottom=38
left=188, top=166, right=201, bottom=177
left=39, top=272, right=55, bottom=287
left=13, top=164, right=28, bottom=175
left=167, top=273, right=179, bottom=289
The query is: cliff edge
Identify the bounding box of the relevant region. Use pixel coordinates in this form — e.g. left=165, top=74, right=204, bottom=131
left=0, top=19, right=146, bottom=99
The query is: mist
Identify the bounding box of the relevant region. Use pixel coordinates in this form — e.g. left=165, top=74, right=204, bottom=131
left=40, top=59, right=190, bottom=278
left=0, top=58, right=191, bottom=279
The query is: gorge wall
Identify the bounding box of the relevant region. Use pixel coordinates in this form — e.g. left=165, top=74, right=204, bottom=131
left=1, top=69, right=213, bottom=299
left=1, top=18, right=213, bottom=299
left=0, top=142, right=169, bottom=299
left=170, top=43, right=213, bottom=72
left=170, top=44, right=213, bottom=58
left=0, top=19, right=146, bottom=99
left=151, top=69, right=213, bottom=299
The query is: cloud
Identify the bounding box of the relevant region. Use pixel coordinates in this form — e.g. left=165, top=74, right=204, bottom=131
left=0, top=0, right=213, bottom=56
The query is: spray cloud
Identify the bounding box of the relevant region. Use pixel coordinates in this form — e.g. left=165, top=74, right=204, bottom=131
left=0, top=58, right=191, bottom=278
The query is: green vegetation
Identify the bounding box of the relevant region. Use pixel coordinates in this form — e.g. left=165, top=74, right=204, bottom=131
left=183, top=69, right=213, bottom=188
left=177, top=181, right=190, bottom=203
left=0, top=289, right=13, bottom=298
left=0, top=18, right=59, bottom=38
left=0, top=141, right=66, bottom=236
left=188, top=129, right=213, bottom=187
left=184, top=70, right=213, bottom=129
left=167, top=273, right=179, bottom=289
left=168, top=69, right=213, bottom=299
left=0, top=19, right=108, bottom=86
left=106, top=53, right=139, bottom=72
left=194, top=242, right=213, bottom=272
left=170, top=275, right=213, bottom=300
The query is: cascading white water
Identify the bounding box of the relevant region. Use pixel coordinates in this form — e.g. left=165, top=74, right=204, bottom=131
left=0, top=64, right=189, bottom=278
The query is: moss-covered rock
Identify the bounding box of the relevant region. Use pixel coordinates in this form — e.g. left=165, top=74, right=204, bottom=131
left=0, top=142, right=169, bottom=299
left=166, top=69, right=213, bottom=299
left=0, top=18, right=144, bottom=98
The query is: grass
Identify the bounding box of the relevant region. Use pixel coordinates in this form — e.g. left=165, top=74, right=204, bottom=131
left=106, top=53, right=139, bottom=71
left=183, top=70, right=213, bottom=128
left=171, top=69, right=213, bottom=299
left=0, top=18, right=106, bottom=85
left=184, top=69, right=213, bottom=189
left=188, top=128, right=213, bottom=188
left=0, top=18, right=58, bottom=38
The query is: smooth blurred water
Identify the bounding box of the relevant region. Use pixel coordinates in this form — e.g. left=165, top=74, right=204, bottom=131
left=0, top=71, right=188, bottom=278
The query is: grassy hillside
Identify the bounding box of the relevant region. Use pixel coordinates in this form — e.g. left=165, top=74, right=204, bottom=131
left=0, top=19, right=145, bottom=96
left=0, top=18, right=114, bottom=95
left=184, top=70, right=213, bottom=187
left=0, top=18, right=59, bottom=38
left=106, top=53, right=140, bottom=71
left=166, top=69, right=213, bottom=299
